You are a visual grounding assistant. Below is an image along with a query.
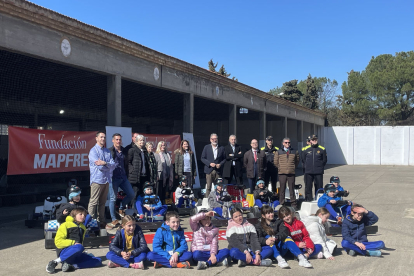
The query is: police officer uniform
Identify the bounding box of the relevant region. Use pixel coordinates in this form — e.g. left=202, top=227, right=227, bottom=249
left=261, top=136, right=279, bottom=193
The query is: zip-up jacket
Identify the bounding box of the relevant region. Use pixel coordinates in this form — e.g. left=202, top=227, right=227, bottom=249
left=208, top=189, right=231, bottom=208
left=254, top=218, right=290, bottom=246
left=274, top=148, right=300, bottom=174
left=283, top=217, right=315, bottom=251
left=342, top=211, right=378, bottom=244
left=317, top=194, right=342, bottom=208
left=152, top=222, right=188, bottom=260
left=55, top=215, right=86, bottom=256
left=136, top=194, right=162, bottom=210
left=261, top=146, right=279, bottom=168
left=175, top=187, right=195, bottom=205
left=55, top=202, right=86, bottom=224
left=190, top=212, right=219, bottom=255
left=253, top=186, right=271, bottom=201
left=226, top=219, right=261, bottom=253
left=301, top=144, right=327, bottom=175
left=109, top=226, right=148, bottom=257
left=302, top=216, right=336, bottom=258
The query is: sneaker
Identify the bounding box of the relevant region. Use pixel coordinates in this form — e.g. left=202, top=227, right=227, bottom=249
left=46, top=260, right=58, bottom=274
left=106, top=220, right=119, bottom=229
left=131, top=261, right=144, bottom=269
left=260, top=258, right=272, bottom=267
left=62, top=262, right=75, bottom=272
left=177, top=261, right=190, bottom=269
left=153, top=261, right=162, bottom=269
left=298, top=258, right=313, bottom=268
left=277, top=258, right=289, bottom=269
left=222, top=257, right=229, bottom=267
left=367, top=250, right=382, bottom=257
left=317, top=252, right=324, bottom=259
left=237, top=260, right=246, bottom=267
left=107, top=261, right=121, bottom=268
left=348, top=250, right=356, bottom=256
left=197, top=261, right=207, bottom=270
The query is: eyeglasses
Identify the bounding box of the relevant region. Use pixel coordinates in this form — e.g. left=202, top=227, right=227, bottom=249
left=284, top=142, right=291, bottom=144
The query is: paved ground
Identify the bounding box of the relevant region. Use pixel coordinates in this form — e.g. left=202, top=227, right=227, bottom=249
left=1, top=165, right=413, bottom=276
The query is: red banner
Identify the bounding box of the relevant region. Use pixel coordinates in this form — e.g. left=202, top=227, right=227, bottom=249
left=7, top=127, right=182, bottom=175
left=7, top=127, right=97, bottom=175
left=140, top=134, right=181, bottom=163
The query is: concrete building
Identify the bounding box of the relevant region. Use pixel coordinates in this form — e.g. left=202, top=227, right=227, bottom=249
left=0, top=0, right=325, bottom=199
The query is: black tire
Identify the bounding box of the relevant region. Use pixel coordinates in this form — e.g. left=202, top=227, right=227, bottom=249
left=27, top=213, right=34, bottom=228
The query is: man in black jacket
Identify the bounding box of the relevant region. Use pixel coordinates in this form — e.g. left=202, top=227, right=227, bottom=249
left=301, top=134, right=327, bottom=201
left=222, top=135, right=243, bottom=185
left=260, top=136, right=279, bottom=193
left=201, top=133, right=225, bottom=198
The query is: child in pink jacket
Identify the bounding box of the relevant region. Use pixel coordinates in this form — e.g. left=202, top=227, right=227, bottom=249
left=190, top=210, right=230, bottom=270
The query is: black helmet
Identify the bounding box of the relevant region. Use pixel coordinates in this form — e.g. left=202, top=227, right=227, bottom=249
left=324, top=183, right=336, bottom=194
left=330, top=176, right=340, bottom=183
left=143, top=182, right=154, bottom=192
left=67, top=185, right=81, bottom=201
left=179, top=175, right=187, bottom=184
left=215, top=178, right=224, bottom=186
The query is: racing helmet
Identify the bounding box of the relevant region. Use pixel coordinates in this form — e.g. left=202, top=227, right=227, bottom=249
left=143, top=181, right=154, bottom=193
left=179, top=175, right=187, bottom=185
left=215, top=178, right=224, bottom=187
left=324, top=183, right=336, bottom=194
left=67, top=185, right=81, bottom=201
left=330, top=176, right=340, bottom=184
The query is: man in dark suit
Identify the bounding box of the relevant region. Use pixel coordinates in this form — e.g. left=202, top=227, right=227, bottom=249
left=222, top=135, right=243, bottom=185
left=243, top=139, right=265, bottom=194
left=201, top=133, right=225, bottom=198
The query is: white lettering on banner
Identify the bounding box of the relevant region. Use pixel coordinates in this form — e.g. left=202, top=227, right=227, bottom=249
left=38, top=134, right=87, bottom=150
left=33, top=154, right=89, bottom=169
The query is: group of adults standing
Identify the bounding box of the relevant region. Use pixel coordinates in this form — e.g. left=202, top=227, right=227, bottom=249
left=87, top=131, right=198, bottom=229
left=87, top=130, right=327, bottom=229
left=200, top=133, right=327, bottom=208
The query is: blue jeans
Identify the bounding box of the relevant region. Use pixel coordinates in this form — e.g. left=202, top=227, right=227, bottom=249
left=177, top=197, right=196, bottom=208
left=106, top=250, right=148, bottom=268
left=59, top=244, right=101, bottom=268
left=109, top=177, right=135, bottom=221
left=342, top=240, right=385, bottom=256
left=192, top=249, right=230, bottom=266
left=147, top=251, right=193, bottom=268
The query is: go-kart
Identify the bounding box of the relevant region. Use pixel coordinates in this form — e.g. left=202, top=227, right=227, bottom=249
left=44, top=219, right=109, bottom=249
left=284, top=184, right=305, bottom=208
left=173, top=188, right=197, bottom=216
left=248, top=190, right=279, bottom=219
left=125, top=197, right=165, bottom=231
left=25, top=195, right=67, bottom=228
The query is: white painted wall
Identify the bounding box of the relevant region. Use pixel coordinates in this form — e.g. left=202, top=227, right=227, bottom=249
left=324, top=126, right=414, bottom=166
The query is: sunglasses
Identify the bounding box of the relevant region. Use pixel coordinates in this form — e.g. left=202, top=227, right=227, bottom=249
left=284, top=142, right=291, bottom=144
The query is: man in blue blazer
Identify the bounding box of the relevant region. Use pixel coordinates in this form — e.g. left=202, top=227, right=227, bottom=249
left=201, top=133, right=225, bottom=198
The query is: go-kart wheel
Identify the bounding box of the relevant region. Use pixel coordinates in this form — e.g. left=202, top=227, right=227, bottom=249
left=45, top=231, right=54, bottom=249
left=99, top=229, right=108, bottom=237
left=26, top=213, right=34, bottom=228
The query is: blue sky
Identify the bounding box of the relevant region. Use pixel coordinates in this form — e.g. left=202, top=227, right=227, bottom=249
left=30, top=0, right=414, bottom=94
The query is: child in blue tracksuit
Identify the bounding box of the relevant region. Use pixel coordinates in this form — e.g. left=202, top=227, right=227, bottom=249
left=253, top=179, right=279, bottom=208
left=341, top=204, right=385, bottom=256
left=147, top=211, right=193, bottom=268
left=106, top=215, right=150, bottom=269
left=136, top=182, right=167, bottom=220
left=46, top=208, right=102, bottom=274
left=175, top=175, right=196, bottom=208
left=318, top=184, right=352, bottom=223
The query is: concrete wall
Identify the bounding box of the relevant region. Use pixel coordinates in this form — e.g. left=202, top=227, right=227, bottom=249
left=324, top=126, right=414, bottom=165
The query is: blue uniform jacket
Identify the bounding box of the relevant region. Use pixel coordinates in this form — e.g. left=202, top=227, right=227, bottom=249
left=152, top=222, right=188, bottom=260
left=342, top=211, right=378, bottom=244
left=136, top=194, right=162, bottom=210
left=317, top=193, right=342, bottom=208
left=109, top=226, right=148, bottom=257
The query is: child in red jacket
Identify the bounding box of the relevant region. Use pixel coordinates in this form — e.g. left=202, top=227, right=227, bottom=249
left=278, top=206, right=323, bottom=259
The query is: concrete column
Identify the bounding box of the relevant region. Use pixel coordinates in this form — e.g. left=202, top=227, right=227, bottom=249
left=183, top=93, right=194, bottom=133
left=229, top=104, right=237, bottom=136
left=297, top=120, right=303, bottom=142
left=107, top=75, right=122, bottom=127
left=283, top=117, right=288, bottom=139
left=312, top=123, right=316, bottom=135
left=259, top=112, right=266, bottom=148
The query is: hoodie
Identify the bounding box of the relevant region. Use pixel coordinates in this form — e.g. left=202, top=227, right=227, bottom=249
left=226, top=219, right=261, bottom=253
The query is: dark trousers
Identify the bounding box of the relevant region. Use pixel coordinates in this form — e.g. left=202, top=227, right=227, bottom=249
left=131, top=175, right=149, bottom=209
left=279, top=174, right=296, bottom=205
left=225, top=166, right=242, bottom=185
left=156, top=178, right=170, bottom=204
left=264, top=166, right=278, bottom=192
left=305, top=174, right=323, bottom=201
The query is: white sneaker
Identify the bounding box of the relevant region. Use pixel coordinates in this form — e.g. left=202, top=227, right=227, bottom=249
left=298, top=258, right=313, bottom=268
left=277, top=258, right=289, bottom=269
left=260, top=258, right=272, bottom=267
left=317, top=252, right=324, bottom=259
left=222, top=257, right=229, bottom=267
left=197, top=261, right=207, bottom=270
left=237, top=260, right=246, bottom=267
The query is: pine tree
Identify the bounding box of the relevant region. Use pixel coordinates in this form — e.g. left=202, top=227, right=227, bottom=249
left=217, top=65, right=231, bottom=77
left=280, top=80, right=302, bottom=103
left=303, top=74, right=319, bottom=109
left=208, top=59, right=218, bottom=72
